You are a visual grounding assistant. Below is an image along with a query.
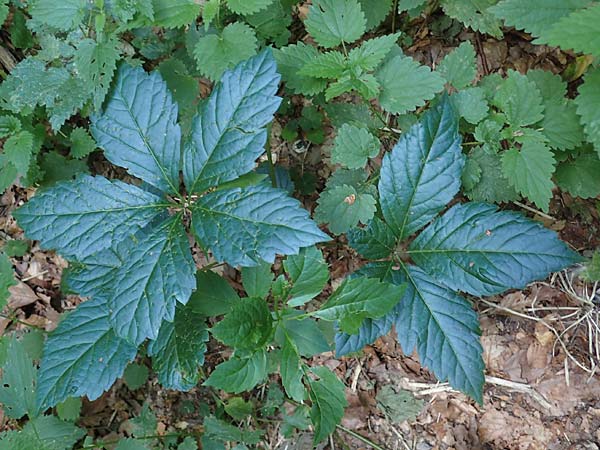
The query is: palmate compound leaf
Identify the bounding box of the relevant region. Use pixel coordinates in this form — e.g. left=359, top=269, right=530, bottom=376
left=91, top=64, right=182, bottom=195
left=36, top=297, right=138, bottom=411
left=410, top=202, right=581, bottom=296
left=378, top=95, right=464, bottom=240
left=192, top=183, right=329, bottom=267
left=184, top=49, right=281, bottom=194
left=14, top=175, right=166, bottom=260
left=147, top=304, right=209, bottom=391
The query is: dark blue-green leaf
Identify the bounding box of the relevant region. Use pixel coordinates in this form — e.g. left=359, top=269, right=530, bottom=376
left=91, top=64, right=182, bottom=194
left=378, top=96, right=464, bottom=239
left=36, top=297, right=137, bottom=410
left=410, top=202, right=581, bottom=296
left=192, top=184, right=329, bottom=267
left=184, top=50, right=281, bottom=193
left=14, top=175, right=165, bottom=260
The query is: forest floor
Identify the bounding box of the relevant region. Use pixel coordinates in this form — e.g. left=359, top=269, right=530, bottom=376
left=2, top=9, right=600, bottom=450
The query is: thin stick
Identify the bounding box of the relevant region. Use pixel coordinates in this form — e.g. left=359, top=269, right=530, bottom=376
left=336, top=424, right=386, bottom=450
left=514, top=201, right=554, bottom=220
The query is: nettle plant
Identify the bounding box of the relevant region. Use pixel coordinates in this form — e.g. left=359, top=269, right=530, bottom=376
left=13, top=50, right=331, bottom=414
left=333, top=96, right=581, bottom=402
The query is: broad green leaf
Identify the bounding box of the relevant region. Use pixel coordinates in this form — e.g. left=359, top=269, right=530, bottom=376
left=91, top=64, right=182, bottom=194
left=56, top=397, right=82, bottom=422
left=490, top=0, right=588, bottom=37
left=305, top=0, right=366, bottom=48
left=14, top=175, right=164, bottom=260
left=541, top=100, right=584, bottom=150
left=274, top=43, right=328, bottom=96
left=440, top=0, right=503, bottom=38
left=451, top=87, right=489, bottom=124
left=555, top=153, right=600, bottom=199
left=331, top=123, right=381, bottom=169
left=148, top=304, right=209, bottom=390
left=501, top=142, right=555, bottom=211
left=193, top=22, right=258, bottom=81
left=0, top=415, right=85, bottom=450
left=30, top=0, right=87, bottom=30
left=526, top=69, right=567, bottom=105
left=394, top=264, right=484, bottom=403
left=0, top=253, right=16, bottom=309
left=357, top=0, right=393, bottom=30
left=152, top=0, right=201, bottom=27
left=3, top=130, right=33, bottom=173
left=109, top=217, right=196, bottom=345
left=376, top=54, right=445, bottom=114
left=123, top=363, right=149, bottom=390
left=204, top=351, right=268, bottom=393
left=315, top=184, right=377, bottom=234
left=69, top=127, right=97, bottom=159
left=379, top=95, right=464, bottom=239
left=211, top=297, right=273, bottom=350
left=188, top=270, right=240, bottom=317
left=410, top=202, right=581, bottom=296
left=348, top=33, right=400, bottom=72
left=315, top=278, right=405, bottom=334
left=74, top=38, right=120, bottom=110
left=463, top=145, right=519, bottom=203
left=535, top=3, right=600, bottom=57
left=284, top=246, right=329, bottom=307
left=242, top=262, right=274, bottom=298
left=299, top=51, right=347, bottom=79
left=277, top=316, right=330, bottom=357
left=574, top=68, right=600, bottom=154
left=0, top=115, right=21, bottom=138
left=280, top=335, right=305, bottom=402
left=192, top=183, right=329, bottom=267
left=347, top=217, right=396, bottom=259
left=492, top=70, right=544, bottom=127
left=227, top=0, right=274, bottom=15
left=36, top=297, right=137, bottom=410
left=0, top=338, right=36, bottom=419
left=437, top=42, right=477, bottom=89
left=185, top=50, right=280, bottom=193
left=307, top=367, right=347, bottom=444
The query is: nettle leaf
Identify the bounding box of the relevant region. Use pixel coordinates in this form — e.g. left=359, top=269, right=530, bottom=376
left=451, top=87, right=489, bottom=124
left=284, top=246, right=329, bottom=307
left=91, top=64, right=182, bottom=194
left=242, top=262, right=274, bottom=299
left=555, top=153, right=600, bottom=199
left=331, top=123, right=381, bottom=169
left=3, top=130, right=34, bottom=173
left=357, top=0, right=393, bottom=30
left=193, top=22, right=258, bottom=81
left=437, top=41, right=477, bottom=89
left=348, top=33, right=400, bottom=72
left=204, top=350, right=268, bottom=393
left=14, top=175, right=165, bottom=260
left=184, top=50, right=280, bottom=193
left=0, top=338, right=37, bottom=419
left=109, top=216, right=196, bottom=345
left=410, top=202, right=581, bottom=296
left=36, top=297, right=137, bottom=410
left=299, top=51, right=347, bottom=79
left=315, top=278, right=405, bottom=334
left=305, top=0, right=367, bottom=48
left=492, top=70, right=544, bottom=127
left=526, top=69, right=566, bottom=104
left=376, top=54, right=445, bottom=115
left=490, top=0, right=588, bottom=38
left=535, top=3, right=600, bottom=57
left=152, top=0, right=201, bottom=27
left=347, top=217, right=396, bottom=260
left=379, top=95, right=464, bottom=239
left=315, top=184, right=377, bottom=234
left=274, top=43, right=328, bottom=96
left=69, top=127, right=97, bottom=159
left=541, top=100, right=584, bottom=151
left=192, top=184, right=329, bottom=267
left=440, top=0, right=503, bottom=38
left=30, top=0, right=87, bottom=31
left=574, top=68, right=600, bottom=154
left=148, top=304, right=209, bottom=391
left=211, top=297, right=273, bottom=351
left=501, top=142, right=555, bottom=212
left=280, top=335, right=305, bottom=402
left=74, top=38, right=120, bottom=110
left=307, top=367, right=347, bottom=444
left=0, top=415, right=85, bottom=450
left=463, top=145, right=519, bottom=203
left=227, top=0, right=274, bottom=15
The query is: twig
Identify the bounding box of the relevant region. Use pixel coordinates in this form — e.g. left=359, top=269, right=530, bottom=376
left=485, top=376, right=553, bottom=411
left=513, top=201, right=554, bottom=221
left=336, top=424, right=386, bottom=450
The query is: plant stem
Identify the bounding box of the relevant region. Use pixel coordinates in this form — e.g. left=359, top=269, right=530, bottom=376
left=336, top=424, right=386, bottom=450
left=265, top=124, right=277, bottom=188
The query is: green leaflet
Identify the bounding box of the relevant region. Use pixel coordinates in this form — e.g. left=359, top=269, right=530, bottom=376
left=74, top=38, right=120, bottom=110
left=204, top=350, right=268, bottom=393
left=574, top=68, right=600, bottom=154
left=3, top=130, right=34, bottom=173
left=348, top=33, right=400, bottom=72
left=280, top=335, right=305, bottom=402
left=493, top=70, right=545, bottom=127
left=148, top=304, right=209, bottom=390
left=555, top=153, right=600, bottom=199
left=284, top=246, right=329, bottom=307
left=436, top=41, right=477, bottom=89
left=463, top=145, right=519, bottom=203
left=0, top=338, right=37, bottom=419
left=69, top=127, right=97, bottom=159
left=357, top=0, right=393, bottom=30
left=541, top=100, right=584, bottom=151
left=36, top=297, right=137, bottom=411
left=305, top=0, right=366, bottom=48
left=242, top=262, right=274, bottom=299
left=307, top=367, right=347, bottom=444
left=331, top=123, right=381, bottom=169
left=347, top=217, right=396, bottom=260
left=274, top=43, right=328, bottom=95
left=440, top=0, right=503, bottom=38
left=152, top=0, right=201, bottom=27
left=0, top=415, right=85, bottom=450
left=0, top=253, right=17, bottom=309
left=188, top=270, right=240, bottom=317
left=227, top=0, right=274, bottom=15
left=29, top=0, right=88, bottom=31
